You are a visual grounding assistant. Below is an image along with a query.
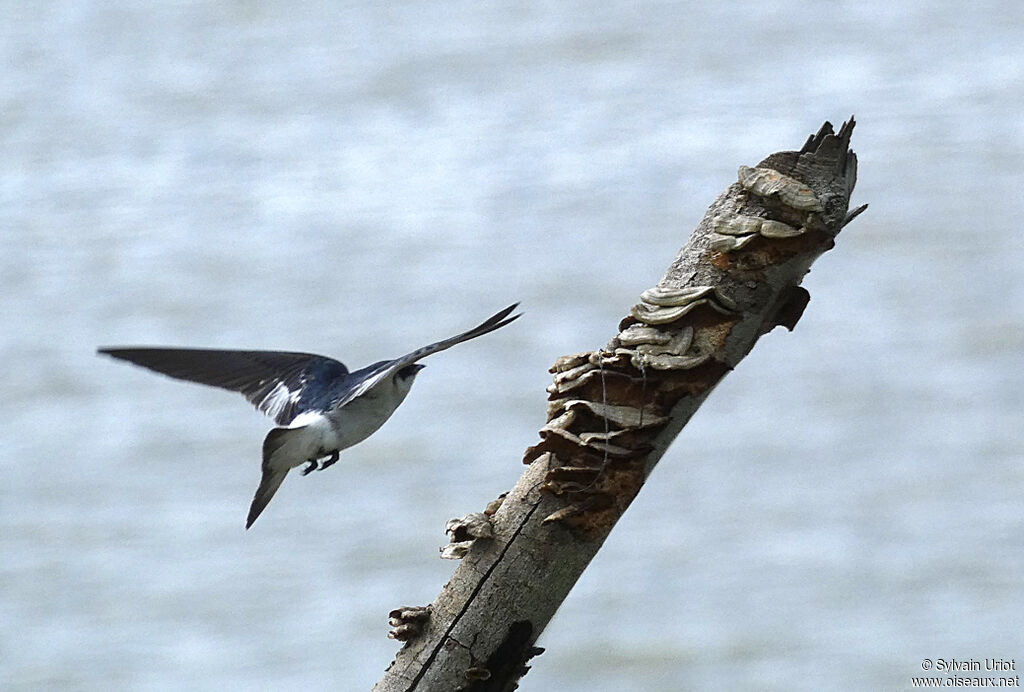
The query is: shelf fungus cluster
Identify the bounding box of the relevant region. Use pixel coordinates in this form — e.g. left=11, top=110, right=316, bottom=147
left=387, top=605, right=431, bottom=642
left=438, top=492, right=506, bottom=560
left=708, top=213, right=806, bottom=252
left=707, top=165, right=826, bottom=254
left=737, top=165, right=824, bottom=212
left=440, top=512, right=494, bottom=560
left=526, top=285, right=740, bottom=537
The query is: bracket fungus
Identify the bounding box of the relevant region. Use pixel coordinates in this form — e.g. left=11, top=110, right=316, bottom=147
left=629, top=285, right=739, bottom=324
left=483, top=492, right=507, bottom=516
left=737, top=165, right=825, bottom=212
left=708, top=213, right=806, bottom=253
left=388, top=605, right=431, bottom=642
left=440, top=512, right=494, bottom=560
left=528, top=281, right=743, bottom=534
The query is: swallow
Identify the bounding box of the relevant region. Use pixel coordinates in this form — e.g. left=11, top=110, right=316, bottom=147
left=98, top=303, right=520, bottom=528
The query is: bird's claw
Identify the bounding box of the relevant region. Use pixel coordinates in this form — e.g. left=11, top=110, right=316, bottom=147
left=302, top=451, right=338, bottom=476
left=320, top=451, right=340, bottom=470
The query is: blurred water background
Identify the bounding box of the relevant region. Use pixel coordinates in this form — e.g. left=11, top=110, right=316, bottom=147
left=2, top=2, right=1023, bottom=690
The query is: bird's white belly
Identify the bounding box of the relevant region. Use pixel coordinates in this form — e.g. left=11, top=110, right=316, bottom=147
left=324, top=392, right=401, bottom=450
left=281, top=381, right=406, bottom=468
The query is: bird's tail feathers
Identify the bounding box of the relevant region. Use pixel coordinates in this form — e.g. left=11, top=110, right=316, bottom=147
left=246, top=468, right=288, bottom=529
left=246, top=427, right=307, bottom=529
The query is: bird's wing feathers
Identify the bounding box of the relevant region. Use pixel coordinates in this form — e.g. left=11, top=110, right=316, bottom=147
left=96, top=347, right=348, bottom=426
left=329, top=303, right=521, bottom=409
left=99, top=304, right=520, bottom=423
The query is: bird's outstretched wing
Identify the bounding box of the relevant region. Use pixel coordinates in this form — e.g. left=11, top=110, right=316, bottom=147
left=96, top=347, right=348, bottom=426
left=329, top=303, right=521, bottom=410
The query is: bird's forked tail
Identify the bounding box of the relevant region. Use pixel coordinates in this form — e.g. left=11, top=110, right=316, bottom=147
left=246, top=427, right=305, bottom=529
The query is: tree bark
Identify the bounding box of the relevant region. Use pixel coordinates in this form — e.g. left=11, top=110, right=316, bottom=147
left=374, top=119, right=865, bottom=692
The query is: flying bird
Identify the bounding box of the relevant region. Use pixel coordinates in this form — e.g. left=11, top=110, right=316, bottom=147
left=98, top=303, right=520, bottom=528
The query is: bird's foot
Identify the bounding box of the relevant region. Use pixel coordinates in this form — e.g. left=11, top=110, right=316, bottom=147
left=319, top=450, right=340, bottom=471
left=301, top=459, right=318, bottom=476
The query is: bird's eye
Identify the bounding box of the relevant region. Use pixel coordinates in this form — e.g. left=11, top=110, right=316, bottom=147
left=398, top=364, right=423, bottom=379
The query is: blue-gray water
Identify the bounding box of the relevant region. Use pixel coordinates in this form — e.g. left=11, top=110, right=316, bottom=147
left=3, top=2, right=1023, bottom=690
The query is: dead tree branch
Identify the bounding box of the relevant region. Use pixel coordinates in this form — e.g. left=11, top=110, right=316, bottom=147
left=374, top=118, right=865, bottom=692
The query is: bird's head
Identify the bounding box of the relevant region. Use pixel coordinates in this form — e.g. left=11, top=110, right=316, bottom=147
left=397, top=363, right=425, bottom=383
left=393, top=363, right=425, bottom=399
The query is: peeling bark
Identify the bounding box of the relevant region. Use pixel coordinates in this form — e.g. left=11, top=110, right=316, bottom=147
left=373, top=119, right=865, bottom=692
